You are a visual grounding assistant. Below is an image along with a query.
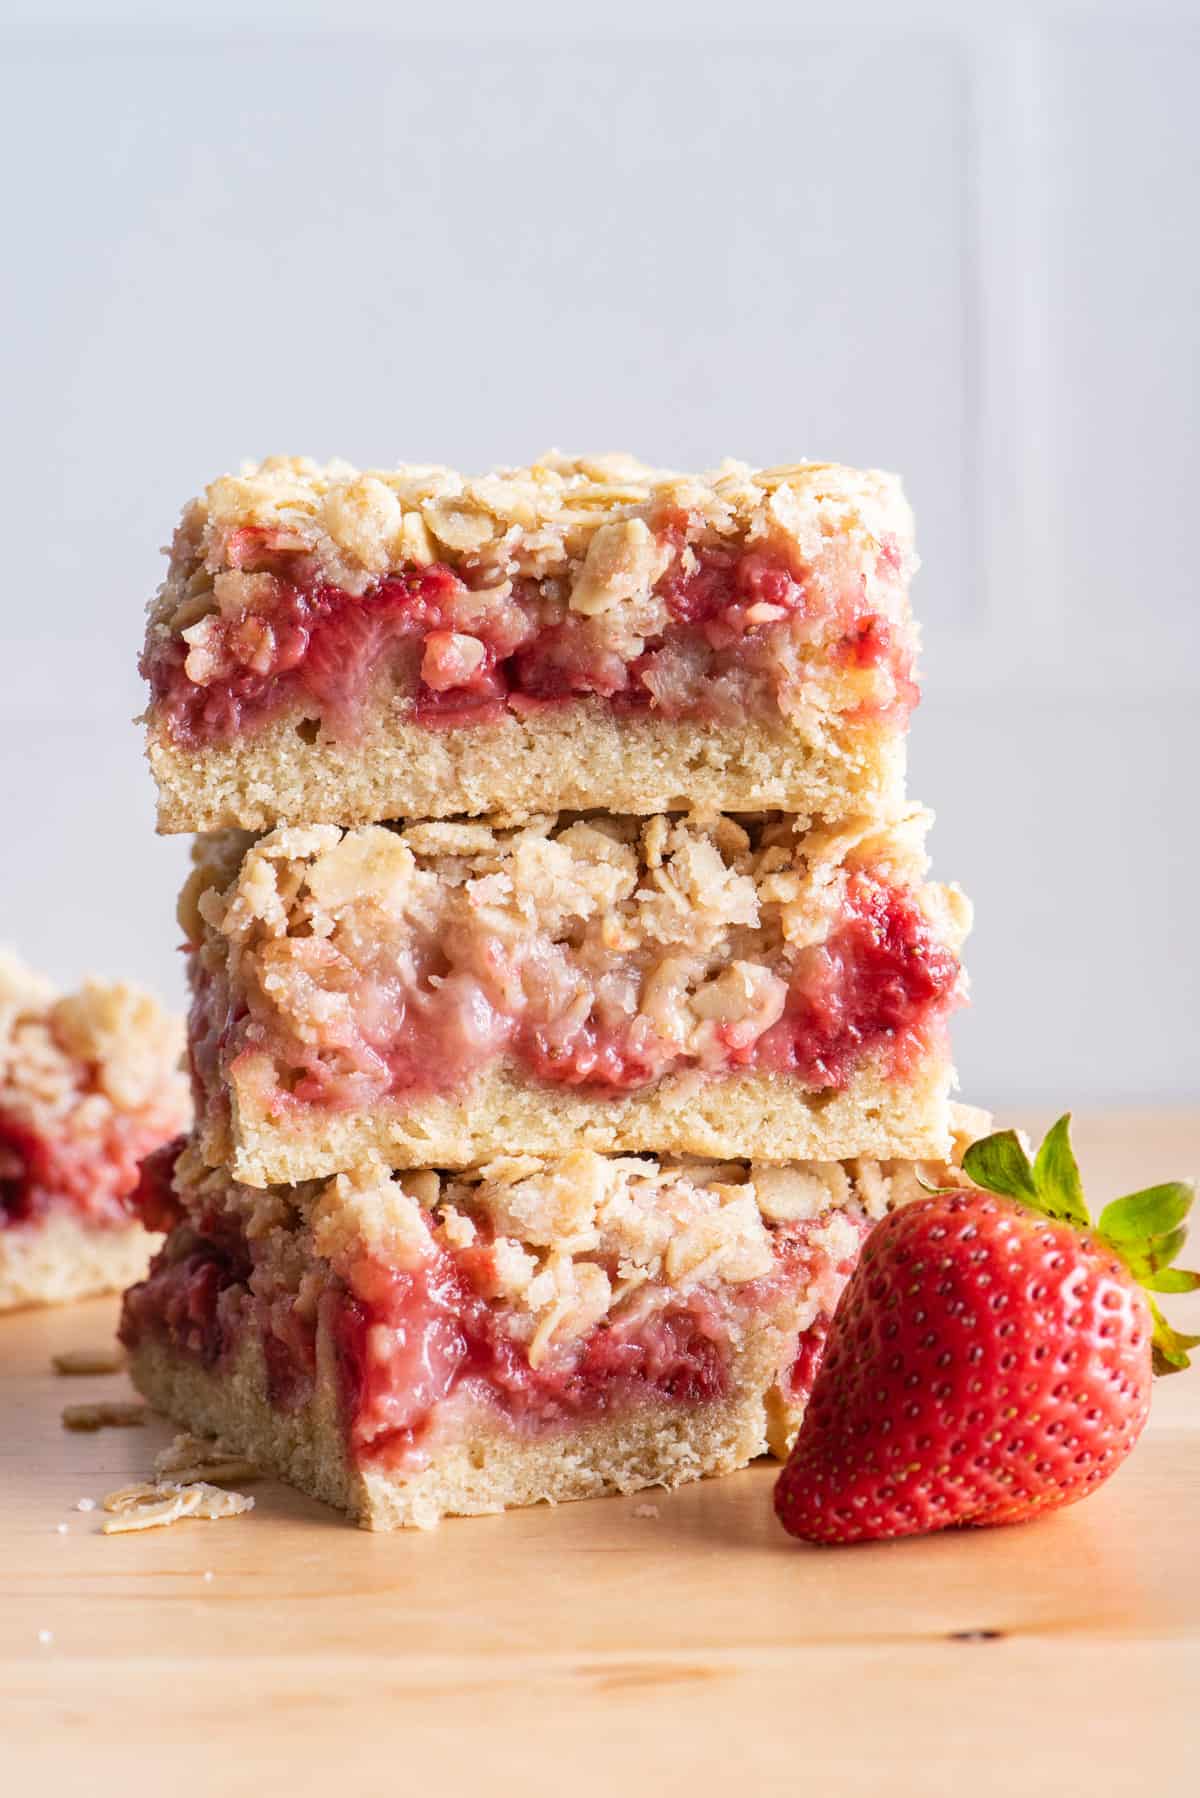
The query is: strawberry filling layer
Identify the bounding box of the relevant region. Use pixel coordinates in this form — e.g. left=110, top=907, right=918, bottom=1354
left=197, top=873, right=961, bottom=1122
left=143, top=536, right=915, bottom=748
left=0, top=1104, right=175, bottom=1232
left=120, top=1197, right=870, bottom=1468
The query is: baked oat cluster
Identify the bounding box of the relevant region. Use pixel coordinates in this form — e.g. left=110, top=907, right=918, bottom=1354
left=123, top=451, right=977, bottom=1527
left=0, top=949, right=188, bottom=1311
left=151, top=451, right=913, bottom=637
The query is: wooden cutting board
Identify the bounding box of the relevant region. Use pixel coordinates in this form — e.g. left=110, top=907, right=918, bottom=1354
left=4, top=1112, right=1198, bottom=1797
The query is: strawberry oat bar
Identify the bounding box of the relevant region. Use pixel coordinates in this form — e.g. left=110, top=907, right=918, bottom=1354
left=140, top=455, right=919, bottom=833
left=182, top=808, right=970, bottom=1186
left=0, top=951, right=188, bottom=1309
left=121, top=1129, right=975, bottom=1528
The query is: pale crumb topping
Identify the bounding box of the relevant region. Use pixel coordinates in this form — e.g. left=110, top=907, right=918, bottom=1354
left=0, top=946, right=188, bottom=1163
left=154, top=1432, right=261, bottom=1487
left=170, top=1128, right=978, bottom=1377
left=61, top=1401, right=146, bottom=1431
left=152, top=452, right=915, bottom=623
left=181, top=808, right=963, bottom=1107
left=52, top=1346, right=127, bottom=1376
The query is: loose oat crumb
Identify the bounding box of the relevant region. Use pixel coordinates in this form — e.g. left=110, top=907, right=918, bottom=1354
left=55, top=1522, right=68, bottom=1535
left=37, top=1630, right=53, bottom=1646
left=99, top=1478, right=255, bottom=1534
left=202, top=1570, right=214, bottom=1582
left=75, top=1498, right=97, bottom=1513
left=632, top=1502, right=660, bottom=1519
left=61, top=1401, right=146, bottom=1432
left=154, top=1431, right=260, bottom=1486
left=52, top=1346, right=127, bottom=1376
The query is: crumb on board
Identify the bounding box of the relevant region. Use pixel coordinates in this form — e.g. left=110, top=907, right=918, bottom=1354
left=75, top=1498, right=97, bottom=1513
left=37, top=1630, right=53, bottom=1647
left=61, top=1401, right=146, bottom=1432
left=99, top=1480, right=255, bottom=1534
left=632, top=1503, right=660, bottom=1519
left=52, top=1347, right=127, bottom=1377
left=153, top=1431, right=260, bottom=1487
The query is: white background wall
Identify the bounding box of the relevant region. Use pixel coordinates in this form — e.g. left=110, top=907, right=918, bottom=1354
left=2, top=0, right=1196, bottom=1107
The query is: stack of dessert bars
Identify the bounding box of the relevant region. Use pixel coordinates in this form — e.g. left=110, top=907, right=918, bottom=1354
left=125, top=454, right=974, bottom=1529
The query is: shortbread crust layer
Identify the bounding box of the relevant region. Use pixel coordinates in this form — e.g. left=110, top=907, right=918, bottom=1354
left=141, top=454, right=919, bottom=833
left=215, top=1056, right=957, bottom=1190
left=147, top=704, right=905, bottom=834
left=123, top=1137, right=966, bottom=1527
left=183, top=810, right=970, bottom=1185
left=0, top=1212, right=160, bottom=1312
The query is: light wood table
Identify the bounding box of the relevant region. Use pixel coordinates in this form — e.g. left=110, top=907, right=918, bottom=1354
left=4, top=1113, right=1198, bottom=1797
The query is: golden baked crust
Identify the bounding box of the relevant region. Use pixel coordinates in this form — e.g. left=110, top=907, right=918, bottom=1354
left=0, top=1213, right=159, bottom=1311
left=147, top=703, right=905, bottom=834
left=216, top=1054, right=959, bottom=1188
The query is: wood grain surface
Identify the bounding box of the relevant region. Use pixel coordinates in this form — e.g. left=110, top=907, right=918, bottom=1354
left=4, top=1112, right=1198, bottom=1797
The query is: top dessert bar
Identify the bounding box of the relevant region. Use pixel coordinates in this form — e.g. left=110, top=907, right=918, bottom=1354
left=141, top=453, right=920, bottom=832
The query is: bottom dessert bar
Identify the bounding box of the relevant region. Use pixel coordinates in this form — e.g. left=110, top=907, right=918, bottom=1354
left=0, top=950, right=187, bottom=1311
left=121, top=1125, right=981, bottom=1528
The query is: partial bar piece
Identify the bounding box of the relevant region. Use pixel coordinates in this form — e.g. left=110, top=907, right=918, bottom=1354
left=183, top=808, right=970, bottom=1186
left=141, top=455, right=919, bottom=832
left=0, top=951, right=188, bottom=1310
left=121, top=1128, right=980, bottom=1529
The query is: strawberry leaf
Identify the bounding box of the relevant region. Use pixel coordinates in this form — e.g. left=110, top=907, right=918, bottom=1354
left=1099, top=1181, right=1194, bottom=1245
left=1142, top=1266, right=1200, bottom=1294
left=1123, top=1225, right=1190, bottom=1277
left=1148, top=1299, right=1200, bottom=1375
left=959, top=1116, right=1197, bottom=1381
left=962, top=1129, right=1040, bottom=1205
left=1031, top=1114, right=1088, bottom=1226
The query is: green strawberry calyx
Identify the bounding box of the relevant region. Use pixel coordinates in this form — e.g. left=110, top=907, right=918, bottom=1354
left=959, top=1115, right=1200, bottom=1376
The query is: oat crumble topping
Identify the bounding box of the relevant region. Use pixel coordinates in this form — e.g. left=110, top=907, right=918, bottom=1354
left=151, top=1137, right=963, bottom=1376
left=152, top=453, right=915, bottom=620
left=142, top=454, right=920, bottom=747
left=0, top=949, right=188, bottom=1231
left=183, top=807, right=968, bottom=1120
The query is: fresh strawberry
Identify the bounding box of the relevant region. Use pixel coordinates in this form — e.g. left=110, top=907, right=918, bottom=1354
left=774, top=1115, right=1198, bottom=1544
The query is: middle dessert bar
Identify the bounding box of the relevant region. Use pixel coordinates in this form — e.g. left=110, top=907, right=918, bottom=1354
left=184, top=808, right=971, bottom=1186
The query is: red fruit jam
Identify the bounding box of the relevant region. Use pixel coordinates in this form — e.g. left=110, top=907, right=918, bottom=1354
left=772, top=1211, right=872, bottom=1410
left=120, top=1221, right=318, bottom=1412
left=0, top=1104, right=174, bottom=1232
left=331, top=1247, right=732, bottom=1466
left=128, top=1136, right=187, bottom=1234
left=143, top=536, right=916, bottom=747
left=751, top=873, right=963, bottom=1088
